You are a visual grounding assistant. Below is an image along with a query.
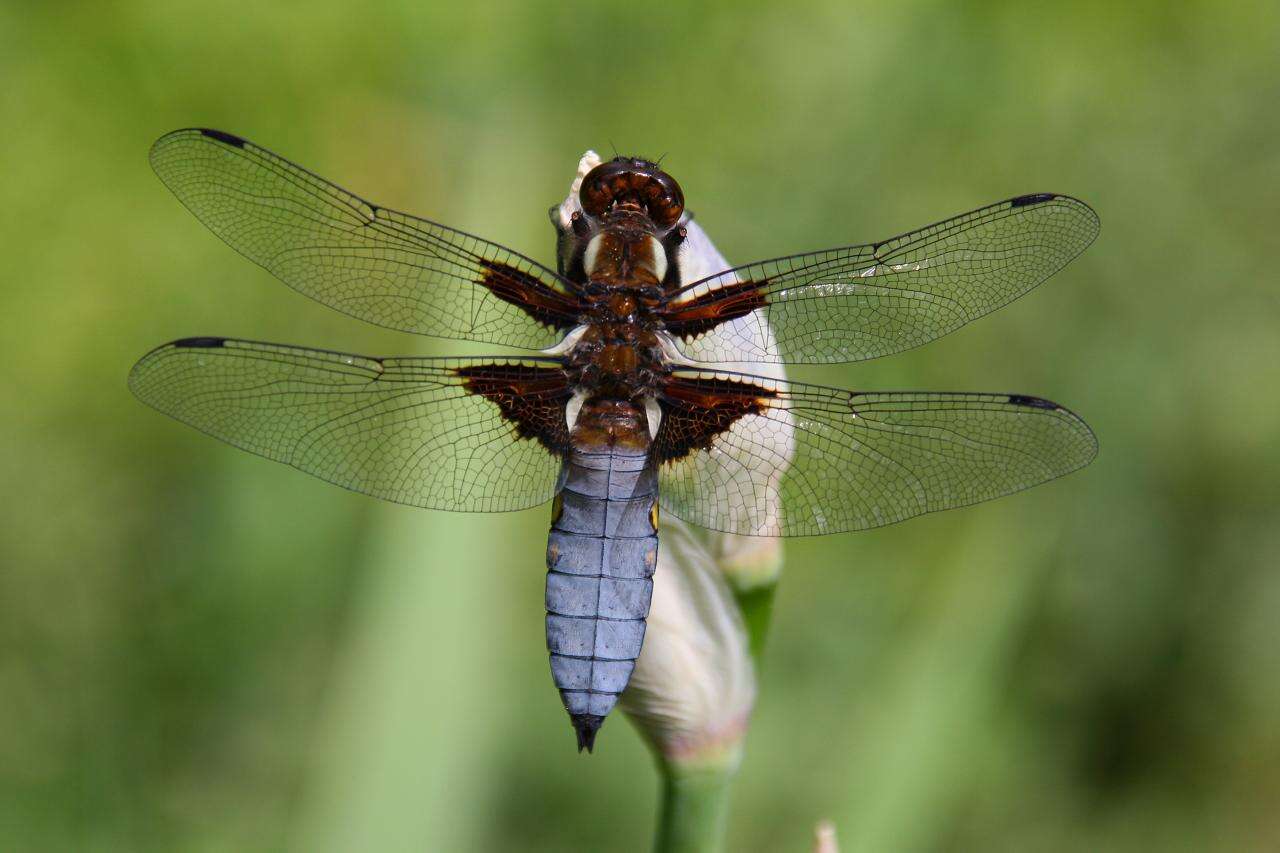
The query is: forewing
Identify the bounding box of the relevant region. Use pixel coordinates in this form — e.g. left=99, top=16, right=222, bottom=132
left=663, top=194, right=1098, bottom=363
left=150, top=129, right=581, bottom=348
left=129, top=338, right=572, bottom=512
left=655, top=369, right=1097, bottom=536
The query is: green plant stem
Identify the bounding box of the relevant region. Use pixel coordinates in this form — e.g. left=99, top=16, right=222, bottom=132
left=733, top=583, right=777, bottom=661
left=654, top=761, right=738, bottom=853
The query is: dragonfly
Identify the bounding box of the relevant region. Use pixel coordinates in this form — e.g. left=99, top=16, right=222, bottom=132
left=131, top=129, right=1099, bottom=752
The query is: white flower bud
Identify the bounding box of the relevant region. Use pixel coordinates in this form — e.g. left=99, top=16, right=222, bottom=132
left=621, top=517, right=756, bottom=766
left=668, top=204, right=791, bottom=589
left=552, top=149, right=602, bottom=229
left=813, top=820, right=840, bottom=853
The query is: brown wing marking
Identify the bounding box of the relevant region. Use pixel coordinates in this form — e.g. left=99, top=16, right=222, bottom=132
left=654, top=372, right=777, bottom=463
left=659, top=280, right=768, bottom=340
left=477, top=259, right=582, bottom=332
left=456, top=363, right=574, bottom=455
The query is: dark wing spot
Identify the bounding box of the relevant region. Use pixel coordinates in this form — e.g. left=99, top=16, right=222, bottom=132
left=198, top=129, right=247, bottom=148
left=1007, top=394, right=1059, bottom=410
left=661, top=280, right=768, bottom=340
left=477, top=259, right=582, bottom=332
left=655, top=373, right=777, bottom=463
left=456, top=363, right=573, bottom=455
left=173, top=337, right=227, bottom=348
left=1010, top=193, right=1057, bottom=208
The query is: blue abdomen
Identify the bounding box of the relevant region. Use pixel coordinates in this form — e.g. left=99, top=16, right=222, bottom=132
left=546, top=446, right=658, bottom=751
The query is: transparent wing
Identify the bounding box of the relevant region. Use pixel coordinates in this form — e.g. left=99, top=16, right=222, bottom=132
left=655, top=369, right=1097, bottom=536
left=129, top=337, right=573, bottom=512
left=150, top=129, right=582, bottom=349
left=662, top=194, right=1098, bottom=364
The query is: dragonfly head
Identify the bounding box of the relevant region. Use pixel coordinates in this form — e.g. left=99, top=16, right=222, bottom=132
left=579, top=156, right=685, bottom=230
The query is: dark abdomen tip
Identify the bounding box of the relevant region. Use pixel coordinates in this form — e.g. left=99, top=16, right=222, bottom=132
left=572, top=714, right=605, bottom=753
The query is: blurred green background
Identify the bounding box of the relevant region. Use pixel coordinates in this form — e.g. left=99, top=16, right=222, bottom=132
left=3, top=1, right=1278, bottom=850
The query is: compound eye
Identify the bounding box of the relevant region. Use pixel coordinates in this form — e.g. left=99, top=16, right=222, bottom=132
left=644, top=172, right=684, bottom=228
left=579, top=163, right=619, bottom=217
left=580, top=159, right=685, bottom=227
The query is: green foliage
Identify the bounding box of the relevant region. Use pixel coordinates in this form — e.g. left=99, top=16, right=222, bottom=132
left=2, top=1, right=1278, bottom=850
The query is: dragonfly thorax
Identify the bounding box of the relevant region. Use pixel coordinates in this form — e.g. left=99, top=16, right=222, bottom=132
left=582, top=227, right=669, bottom=288
left=565, top=323, right=666, bottom=400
